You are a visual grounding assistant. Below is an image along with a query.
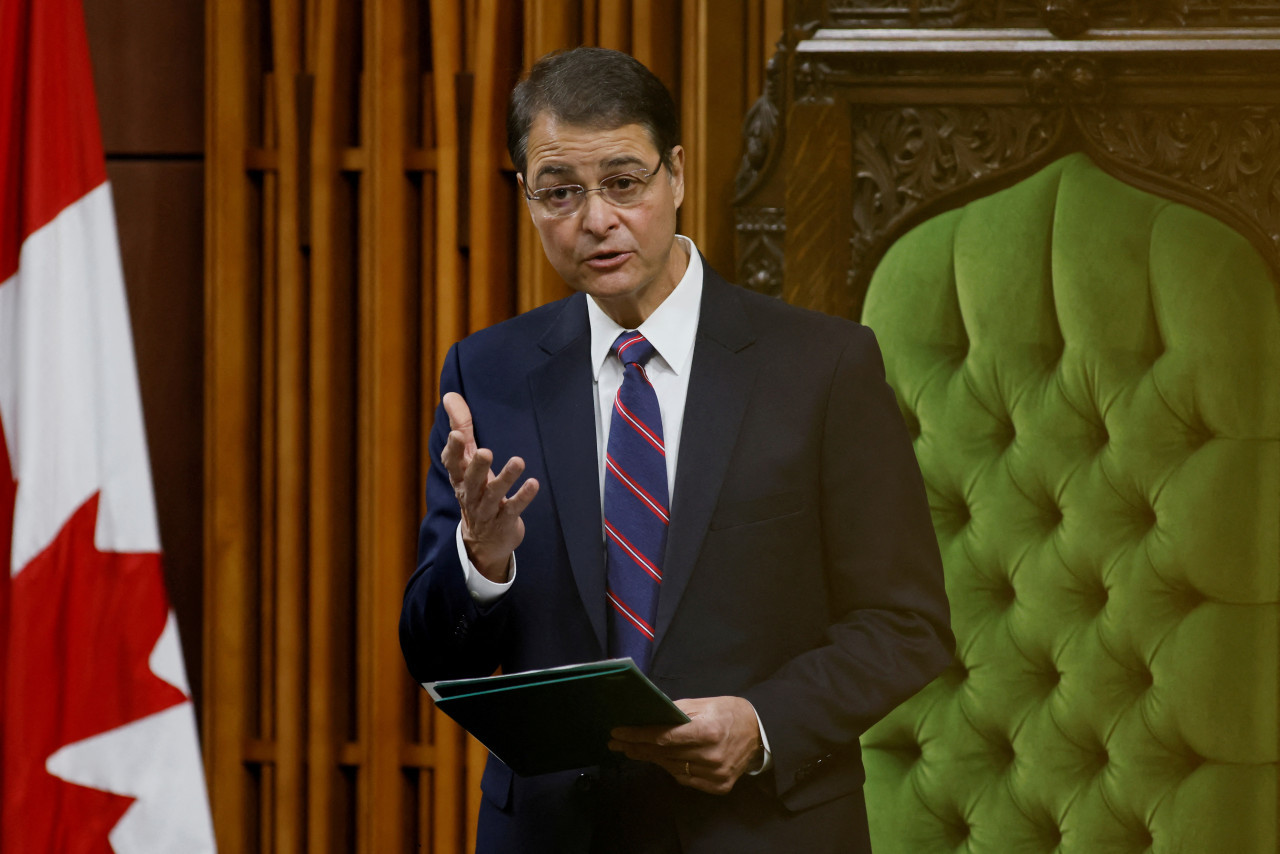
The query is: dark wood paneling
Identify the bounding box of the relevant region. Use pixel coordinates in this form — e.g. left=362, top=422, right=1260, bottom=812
left=83, top=0, right=204, bottom=154
left=84, top=0, right=206, bottom=719
left=107, top=160, right=205, bottom=715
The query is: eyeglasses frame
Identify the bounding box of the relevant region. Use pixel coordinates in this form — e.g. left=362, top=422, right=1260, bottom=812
left=520, top=159, right=665, bottom=218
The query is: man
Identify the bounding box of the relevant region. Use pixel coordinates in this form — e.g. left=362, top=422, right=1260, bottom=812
left=400, top=47, right=952, bottom=853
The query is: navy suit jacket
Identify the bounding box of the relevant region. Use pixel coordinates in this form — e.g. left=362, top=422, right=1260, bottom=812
left=400, top=266, right=953, bottom=853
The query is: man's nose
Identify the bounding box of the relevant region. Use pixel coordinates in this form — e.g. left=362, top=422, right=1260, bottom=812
left=578, top=189, right=620, bottom=235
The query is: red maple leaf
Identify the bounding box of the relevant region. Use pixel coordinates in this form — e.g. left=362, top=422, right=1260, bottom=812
left=0, top=425, right=188, bottom=853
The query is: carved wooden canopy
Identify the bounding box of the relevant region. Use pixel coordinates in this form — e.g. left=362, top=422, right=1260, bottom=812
left=732, top=1, right=1280, bottom=319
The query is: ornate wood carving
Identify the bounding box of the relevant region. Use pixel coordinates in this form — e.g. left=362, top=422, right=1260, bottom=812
left=843, top=101, right=1280, bottom=297
left=1074, top=105, right=1280, bottom=259
left=795, top=59, right=834, bottom=105
left=821, top=0, right=1280, bottom=29
left=734, top=23, right=1280, bottom=307
left=1026, top=57, right=1106, bottom=104
left=734, top=45, right=787, bottom=202
left=735, top=207, right=786, bottom=297
left=1040, top=0, right=1093, bottom=37
left=848, top=106, right=1066, bottom=293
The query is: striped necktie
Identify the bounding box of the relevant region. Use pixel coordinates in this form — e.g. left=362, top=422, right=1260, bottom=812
left=604, top=331, right=668, bottom=673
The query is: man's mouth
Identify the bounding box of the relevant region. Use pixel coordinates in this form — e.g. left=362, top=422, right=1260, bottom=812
left=585, top=251, right=631, bottom=270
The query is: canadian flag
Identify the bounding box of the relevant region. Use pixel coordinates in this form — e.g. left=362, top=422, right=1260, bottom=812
left=0, top=1, right=217, bottom=852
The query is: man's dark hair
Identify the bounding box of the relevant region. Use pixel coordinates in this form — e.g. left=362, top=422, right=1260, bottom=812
left=507, top=47, right=680, bottom=177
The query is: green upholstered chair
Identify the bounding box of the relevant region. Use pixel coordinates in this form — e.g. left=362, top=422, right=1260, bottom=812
left=858, top=152, right=1280, bottom=853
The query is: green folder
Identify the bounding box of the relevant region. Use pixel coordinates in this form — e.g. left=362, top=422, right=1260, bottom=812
left=424, top=658, right=690, bottom=776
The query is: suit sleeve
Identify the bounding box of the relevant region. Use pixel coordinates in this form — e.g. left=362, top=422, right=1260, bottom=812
left=399, top=343, right=512, bottom=684
left=743, top=325, right=954, bottom=810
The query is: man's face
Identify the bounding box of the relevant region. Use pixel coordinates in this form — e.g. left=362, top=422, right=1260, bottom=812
left=520, top=113, right=686, bottom=326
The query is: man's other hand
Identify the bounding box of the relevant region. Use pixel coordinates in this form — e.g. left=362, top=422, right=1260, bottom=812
left=608, top=696, right=765, bottom=795
left=441, top=392, right=540, bottom=582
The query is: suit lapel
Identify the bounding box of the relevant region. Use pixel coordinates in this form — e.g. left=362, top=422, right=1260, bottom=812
left=654, top=268, right=757, bottom=652
left=528, top=295, right=608, bottom=653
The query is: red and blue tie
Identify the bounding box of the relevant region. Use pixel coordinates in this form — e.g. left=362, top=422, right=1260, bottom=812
left=604, top=331, right=668, bottom=673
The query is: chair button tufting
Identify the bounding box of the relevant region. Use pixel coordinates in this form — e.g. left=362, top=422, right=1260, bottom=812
left=996, top=577, right=1016, bottom=608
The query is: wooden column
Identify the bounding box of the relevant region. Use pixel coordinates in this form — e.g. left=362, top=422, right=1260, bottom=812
left=423, top=5, right=469, bottom=847
left=468, top=1, right=523, bottom=333
left=204, top=0, right=254, bottom=847
left=306, top=0, right=355, bottom=848
left=517, top=0, right=581, bottom=314
left=363, top=0, right=417, bottom=849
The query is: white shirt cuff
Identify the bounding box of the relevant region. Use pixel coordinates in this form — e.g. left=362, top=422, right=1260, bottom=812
left=457, top=524, right=515, bottom=605
left=746, top=701, right=773, bottom=775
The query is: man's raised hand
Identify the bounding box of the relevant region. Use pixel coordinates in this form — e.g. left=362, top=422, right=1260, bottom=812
left=440, top=392, right=540, bottom=582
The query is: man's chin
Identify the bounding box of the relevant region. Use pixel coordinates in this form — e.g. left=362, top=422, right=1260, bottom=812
left=575, top=269, right=643, bottom=301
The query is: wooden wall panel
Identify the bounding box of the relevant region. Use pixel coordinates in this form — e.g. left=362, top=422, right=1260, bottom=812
left=420, top=10, right=470, bottom=851
left=205, top=2, right=783, bottom=851
left=104, top=158, right=206, bottom=714
left=205, top=0, right=255, bottom=847
left=784, top=101, right=854, bottom=317
left=83, top=0, right=206, bottom=722
left=85, top=0, right=204, bottom=154
left=307, top=0, right=357, bottom=849
left=468, top=1, right=523, bottom=332
left=682, top=0, right=745, bottom=273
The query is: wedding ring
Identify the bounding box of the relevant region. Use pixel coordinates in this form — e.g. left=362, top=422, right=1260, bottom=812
left=684, top=761, right=691, bottom=776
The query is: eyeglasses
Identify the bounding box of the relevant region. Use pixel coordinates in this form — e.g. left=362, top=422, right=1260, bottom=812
left=522, top=161, right=664, bottom=219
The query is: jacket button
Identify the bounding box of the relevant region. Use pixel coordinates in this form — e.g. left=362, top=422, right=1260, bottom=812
left=574, top=773, right=597, bottom=793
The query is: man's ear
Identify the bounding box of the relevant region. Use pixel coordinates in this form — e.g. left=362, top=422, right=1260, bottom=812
left=667, top=145, right=686, bottom=210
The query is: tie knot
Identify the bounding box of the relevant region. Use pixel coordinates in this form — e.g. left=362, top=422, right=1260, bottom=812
left=611, top=331, right=657, bottom=367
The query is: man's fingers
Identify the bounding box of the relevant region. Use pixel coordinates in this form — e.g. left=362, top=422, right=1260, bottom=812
left=611, top=723, right=697, bottom=746
left=503, top=478, right=540, bottom=516
left=442, top=393, right=476, bottom=449
left=438, top=391, right=541, bottom=528
left=476, top=457, right=526, bottom=518
left=440, top=394, right=478, bottom=491
left=441, top=430, right=471, bottom=484
left=460, top=447, right=494, bottom=507
left=609, top=697, right=759, bottom=797
left=608, top=739, right=702, bottom=762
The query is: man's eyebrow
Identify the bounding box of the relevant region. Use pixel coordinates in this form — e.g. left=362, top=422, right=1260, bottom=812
left=600, top=155, right=647, bottom=172
left=532, top=163, right=573, bottom=183
left=532, top=155, right=649, bottom=183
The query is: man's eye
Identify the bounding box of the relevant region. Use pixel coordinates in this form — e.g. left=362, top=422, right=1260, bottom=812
left=547, top=187, right=574, bottom=201
left=611, top=177, right=636, bottom=191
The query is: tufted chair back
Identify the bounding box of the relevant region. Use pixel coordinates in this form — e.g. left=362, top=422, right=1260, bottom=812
left=857, top=153, right=1279, bottom=852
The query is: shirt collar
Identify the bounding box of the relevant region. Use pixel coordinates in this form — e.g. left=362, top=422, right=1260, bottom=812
left=587, top=235, right=704, bottom=380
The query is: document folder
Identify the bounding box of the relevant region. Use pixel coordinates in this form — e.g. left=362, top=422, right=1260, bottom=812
left=424, top=658, right=689, bottom=776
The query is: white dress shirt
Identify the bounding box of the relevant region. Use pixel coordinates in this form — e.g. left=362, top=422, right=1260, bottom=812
left=453, top=236, right=771, bottom=770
